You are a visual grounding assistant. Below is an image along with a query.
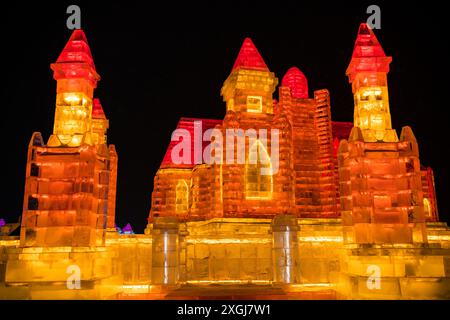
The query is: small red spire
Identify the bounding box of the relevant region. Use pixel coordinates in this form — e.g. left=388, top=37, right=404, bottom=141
left=232, top=38, right=268, bottom=72
left=56, top=29, right=96, bottom=70
left=351, top=23, right=386, bottom=59
left=92, top=98, right=106, bottom=118
left=282, top=67, right=309, bottom=99
left=346, top=23, right=392, bottom=82
left=51, top=29, right=100, bottom=87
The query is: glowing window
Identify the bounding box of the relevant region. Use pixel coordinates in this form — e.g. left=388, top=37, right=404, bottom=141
left=361, top=88, right=382, bottom=100
left=247, top=96, right=263, bottom=113
left=360, top=94, right=370, bottom=102
left=245, top=140, right=273, bottom=200
left=176, top=180, right=189, bottom=213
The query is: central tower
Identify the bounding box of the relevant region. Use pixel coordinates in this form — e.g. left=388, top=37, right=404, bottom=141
left=221, top=38, right=278, bottom=115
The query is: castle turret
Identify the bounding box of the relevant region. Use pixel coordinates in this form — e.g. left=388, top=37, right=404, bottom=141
left=19, top=30, right=117, bottom=248
left=339, top=24, right=427, bottom=244
left=346, top=23, right=397, bottom=142
left=48, top=29, right=100, bottom=147
left=221, top=38, right=278, bottom=114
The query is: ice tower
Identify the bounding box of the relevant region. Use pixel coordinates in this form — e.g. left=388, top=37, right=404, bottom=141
left=19, top=30, right=118, bottom=247
left=48, top=30, right=99, bottom=147
left=346, top=23, right=397, bottom=143
left=2, top=30, right=119, bottom=296
left=338, top=24, right=427, bottom=244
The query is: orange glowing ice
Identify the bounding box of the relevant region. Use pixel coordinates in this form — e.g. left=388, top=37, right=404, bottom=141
left=20, top=30, right=118, bottom=247
left=338, top=24, right=427, bottom=244
left=150, top=38, right=339, bottom=221
left=346, top=23, right=397, bottom=143
left=0, top=23, right=446, bottom=301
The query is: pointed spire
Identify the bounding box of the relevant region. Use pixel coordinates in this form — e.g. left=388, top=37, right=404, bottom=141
left=51, top=29, right=100, bottom=86
left=351, top=23, right=386, bottom=59
left=122, top=223, right=134, bottom=234
left=56, top=29, right=96, bottom=70
left=92, top=98, right=106, bottom=119
left=232, top=38, right=268, bottom=72
left=346, top=23, right=392, bottom=82
left=282, top=67, right=309, bottom=99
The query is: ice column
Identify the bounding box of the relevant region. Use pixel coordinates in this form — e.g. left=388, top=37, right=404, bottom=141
left=271, top=215, right=299, bottom=284
left=151, top=217, right=180, bottom=285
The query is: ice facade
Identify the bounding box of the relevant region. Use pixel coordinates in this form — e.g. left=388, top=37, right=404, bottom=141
left=0, top=24, right=449, bottom=300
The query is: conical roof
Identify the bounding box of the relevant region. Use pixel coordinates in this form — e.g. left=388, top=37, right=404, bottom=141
left=51, top=29, right=100, bottom=86
left=231, top=38, right=269, bottom=72
left=346, top=23, right=392, bottom=82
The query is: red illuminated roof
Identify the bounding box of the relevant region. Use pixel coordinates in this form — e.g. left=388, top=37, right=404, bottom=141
left=51, top=29, right=100, bottom=86
left=282, top=67, right=309, bottom=99
left=161, top=118, right=223, bottom=168
left=346, top=23, right=392, bottom=82
left=351, top=23, right=386, bottom=59
left=56, top=29, right=96, bottom=69
left=92, top=98, right=106, bottom=119
left=232, top=38, right=269, bottom=72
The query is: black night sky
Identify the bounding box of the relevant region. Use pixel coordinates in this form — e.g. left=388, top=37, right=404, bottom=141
left=1, top=1, right=449, bottom=233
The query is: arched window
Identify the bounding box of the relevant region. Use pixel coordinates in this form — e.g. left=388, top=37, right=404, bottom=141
left=176, top=180, right=189, bottom=213
left=245, top=140, right=273, bottom=200
left=423, top=198, right=432, bottom=219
